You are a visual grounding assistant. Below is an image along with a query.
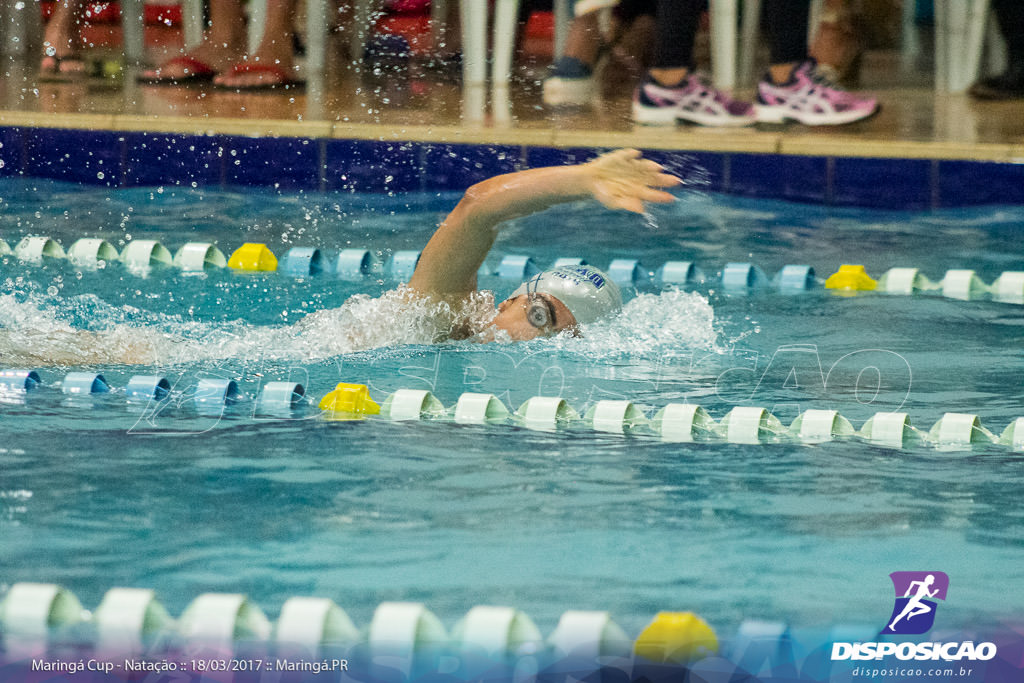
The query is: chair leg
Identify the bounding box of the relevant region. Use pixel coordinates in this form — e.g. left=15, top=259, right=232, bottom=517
left=900, top=0, right=920, bottom=74
left=182, top=0, right=205, bottom=50
left=553, top=0, right=572, bottom=60
left=963, top=0, right=992, bottom=90
left=935, top=0, right=991, bottom=92
left=711, top=0, right=739, bottom=92
left=934, top=0, right=949, bottom=90
left=492, top=0, right=520, bottom=124
left=807, top=0, right=823, bottom=46
left=350, top=0, right=385, bottom=62
left=460, top=1, right=487, bottom=121
left=738, top=0, right=763, bottom=88
left=2, top=0, right=40, bottom=58
left=248, top=0, right=268, bottom=55
left=491, top=0, right=520, bottom=90
left=983, top=11, right=1006, bottom=77
left=430, top=0, right=447, bottom=52
left=306, top=0, right=329, bottom=73
left=121, top=0, right=146, bottom=64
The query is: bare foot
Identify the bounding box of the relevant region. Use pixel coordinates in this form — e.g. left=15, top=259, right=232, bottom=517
left=141, top=40, right=242, bottom=81
left=40, top=53, right=86, bottom=77
left=809, top=12, right=863, bottom=86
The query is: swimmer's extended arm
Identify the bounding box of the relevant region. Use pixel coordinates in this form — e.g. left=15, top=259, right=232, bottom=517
left=408, top=149, right=679, bottom=299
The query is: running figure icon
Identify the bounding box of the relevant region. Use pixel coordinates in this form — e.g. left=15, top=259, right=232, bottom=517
left=883, top=571, right=949, bottom=635
left=888, top=574, right=939, bottom=631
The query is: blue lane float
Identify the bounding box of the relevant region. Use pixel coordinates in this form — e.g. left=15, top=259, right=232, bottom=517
left=656, top=260, right=703, bottom=285
left=335, top=249, right=376, bottom=280
left=0, top=369, right=41, bottom=392
left=774, top=265, right=816, bottom=292
left=194, top=378, right=240, bottom=415
left=387, top=250, right=421, bottom=281
left=281, top=247, right=326, bottom=277
left=497, top=255, right=540, bottom=280
left=608, top=258, right=649, bottom=285
left=256, top=382, right=306, bottom=415
left=722, top=262, right=770, bottom=290
left=729, top=620, right=795, bottom=679
left=125, top=376, right=171, bottom=402
left=552, top=257, right=587, bottom=268
left=62, top=372, right=109, bottom=395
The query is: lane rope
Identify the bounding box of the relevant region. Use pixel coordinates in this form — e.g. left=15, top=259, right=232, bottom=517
left=2, top=371, right=1021, bottom=452
left=3, top=236, right=1023, bottom=302
left=0, top=580, right=832, bottom=671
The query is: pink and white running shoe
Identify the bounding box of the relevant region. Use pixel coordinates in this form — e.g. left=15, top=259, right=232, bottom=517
left=756, top=60, right=878, bottom=125
left=632, top=74, right=755, bottom=127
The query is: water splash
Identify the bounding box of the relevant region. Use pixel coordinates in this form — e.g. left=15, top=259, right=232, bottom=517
left=547, top=288, right=718, bottom=358
left=0, top=285, right=717, bottom=367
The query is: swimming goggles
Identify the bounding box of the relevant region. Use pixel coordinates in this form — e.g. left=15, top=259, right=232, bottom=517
left=524, top=275, right=556, bottom=330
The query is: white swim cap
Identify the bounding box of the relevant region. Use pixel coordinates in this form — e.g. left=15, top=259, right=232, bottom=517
left=509, top=265, right=622, bottom=325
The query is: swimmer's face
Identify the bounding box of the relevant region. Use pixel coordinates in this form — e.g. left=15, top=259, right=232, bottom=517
left=492, top=294, right=578, bottom=341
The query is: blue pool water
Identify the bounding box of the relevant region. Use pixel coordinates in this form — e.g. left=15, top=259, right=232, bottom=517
left=1, top=177, right=1023, bottom=639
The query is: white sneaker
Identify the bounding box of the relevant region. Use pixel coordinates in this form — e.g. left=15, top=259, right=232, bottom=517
left=632, top=74, right=756, bottom=127
left=543, top=57, right=596, bottom=107
left=755, top=59, right=878, bottom=125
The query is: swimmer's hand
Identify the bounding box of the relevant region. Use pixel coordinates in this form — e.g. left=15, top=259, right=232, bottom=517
left=586, top=149, right=681, bottom=214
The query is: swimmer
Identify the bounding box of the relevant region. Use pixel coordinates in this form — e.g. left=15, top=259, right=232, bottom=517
left=0, top=149, right=678, bottom=365
left=406, top=148, right=680, bottom=341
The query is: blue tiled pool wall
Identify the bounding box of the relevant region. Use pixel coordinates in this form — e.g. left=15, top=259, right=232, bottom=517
left=2, top=126, right=1024, bottom=208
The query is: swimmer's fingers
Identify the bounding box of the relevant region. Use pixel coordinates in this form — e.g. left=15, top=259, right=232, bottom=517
left=641, top=187, right=678, bottom=204
left=592, top=183, right=676, bottom=213
left=650, top=170, right=683, bottom=189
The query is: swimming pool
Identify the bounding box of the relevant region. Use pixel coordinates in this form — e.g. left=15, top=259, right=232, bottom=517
left=1, top=173, right=1023, bottom=678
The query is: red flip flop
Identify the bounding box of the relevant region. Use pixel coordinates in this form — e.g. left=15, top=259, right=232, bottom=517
left=137, top=55, right=217, bottom=85
left=213, top=63, right=304, bottom=91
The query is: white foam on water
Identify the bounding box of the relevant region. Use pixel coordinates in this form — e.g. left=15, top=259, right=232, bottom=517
left=0, top=284, right=719, bottom=367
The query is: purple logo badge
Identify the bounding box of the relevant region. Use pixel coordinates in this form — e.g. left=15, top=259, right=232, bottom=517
left=882, top=571, right=950, bottom=635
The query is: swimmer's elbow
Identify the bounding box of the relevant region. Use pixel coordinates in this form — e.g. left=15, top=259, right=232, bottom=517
left=457, top=176, right=521, bottom=231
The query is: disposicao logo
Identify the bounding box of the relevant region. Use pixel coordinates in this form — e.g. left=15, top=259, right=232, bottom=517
left=882, top=571, right=949, bottom=635
left=831, top=571, right=997, bottom=663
